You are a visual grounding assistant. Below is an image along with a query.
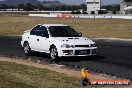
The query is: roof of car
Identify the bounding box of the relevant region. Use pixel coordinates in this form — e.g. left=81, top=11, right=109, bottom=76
left=41, top=24, right=67, bottom=27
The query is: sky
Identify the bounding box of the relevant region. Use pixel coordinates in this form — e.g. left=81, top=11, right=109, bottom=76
left=0, top=0, right=121, bottom=5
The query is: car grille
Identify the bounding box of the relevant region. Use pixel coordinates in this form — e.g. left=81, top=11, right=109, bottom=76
left=75, top=45, right=90, bottom=48
left=75, top=50, right=90, bottom=55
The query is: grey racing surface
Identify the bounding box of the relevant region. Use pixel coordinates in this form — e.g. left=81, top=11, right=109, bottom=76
left=0, top=36, right=132, bottom=79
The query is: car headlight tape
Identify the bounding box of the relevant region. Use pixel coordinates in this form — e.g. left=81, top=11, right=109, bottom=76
left=61, top=44, right=74, bottom=48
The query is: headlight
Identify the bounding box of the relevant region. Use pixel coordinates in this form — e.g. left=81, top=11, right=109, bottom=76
left=61, top=44, right=74, bottom=48
left=90, top=43, right=96, bottom=47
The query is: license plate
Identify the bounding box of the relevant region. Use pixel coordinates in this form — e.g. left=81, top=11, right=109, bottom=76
left=79, top=50, right=88, bottom=55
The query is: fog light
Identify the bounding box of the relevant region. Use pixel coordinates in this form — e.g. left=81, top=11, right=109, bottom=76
left=62, top=50, right=73, bottom=55
left=69, top=50, right=73, bottom=55
left=92, top=49, right=97, bottom=54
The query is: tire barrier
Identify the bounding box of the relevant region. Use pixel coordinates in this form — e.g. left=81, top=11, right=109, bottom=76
left=57, top=14, right=74, bottom=18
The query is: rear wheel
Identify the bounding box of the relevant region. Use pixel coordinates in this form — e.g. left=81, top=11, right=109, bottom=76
left=50, top=46, right=58, bottom=60
left=23, top=42, right=31, bottom=55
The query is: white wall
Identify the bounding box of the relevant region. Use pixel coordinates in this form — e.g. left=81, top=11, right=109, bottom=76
left=29, top=14, right=132, bottom=19
left=86, top=0, right=101, bottom=14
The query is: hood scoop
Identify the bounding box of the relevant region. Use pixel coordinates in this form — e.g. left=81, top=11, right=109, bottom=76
left=62, top=38, right=79, bottom=42
left=68, top=38, right=79, bottom=39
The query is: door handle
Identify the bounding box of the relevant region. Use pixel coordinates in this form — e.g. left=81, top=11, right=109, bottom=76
left=37, top=39, right=39, bottom=41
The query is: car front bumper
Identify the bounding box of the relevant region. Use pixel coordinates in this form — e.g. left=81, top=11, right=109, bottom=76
left=57, top=47, right=97, bottom=57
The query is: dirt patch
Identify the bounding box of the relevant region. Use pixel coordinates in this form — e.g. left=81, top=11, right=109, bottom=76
left=0, top=56, right=123, bottom=80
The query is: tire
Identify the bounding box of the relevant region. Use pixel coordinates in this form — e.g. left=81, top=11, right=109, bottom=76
left=50, top=46, right=58, bottom=60
left=23, top=42, right=31, bottom=56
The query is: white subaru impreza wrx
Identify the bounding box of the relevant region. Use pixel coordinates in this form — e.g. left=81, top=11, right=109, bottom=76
left=21, top=24, right=97, bottom=60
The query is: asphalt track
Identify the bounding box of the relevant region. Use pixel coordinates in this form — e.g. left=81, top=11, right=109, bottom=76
left=0, top=36, right=132, bottom=79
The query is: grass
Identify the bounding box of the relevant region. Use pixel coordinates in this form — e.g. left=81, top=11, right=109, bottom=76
left=0, top=61, right=81, bottom=88
left=0, top=16, right=132, bottom=38
left=0, top=61, right=130, bottom=88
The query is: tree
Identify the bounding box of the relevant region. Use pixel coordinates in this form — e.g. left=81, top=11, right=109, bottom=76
left=26, top=3, right=34, bottom=11
left=10, top=5, right=15, bottom=11
left=80, top=3, right=87, bottom=11
left=112, top=10, right=116, bottom=14
left=37, top=4, right=43, bottom=11
left=1, top=4, right=6, bottom=11
left=101, top=5, right=112, bottom=11
left=32, top=4, right=38, bottom=10
left=112, top=5, right=120, bottom=14
left=101, top=4, right=120, bottom=12
left=18, top=4, right=25, bottom=11
left=61, top=5, right=67, bottom=11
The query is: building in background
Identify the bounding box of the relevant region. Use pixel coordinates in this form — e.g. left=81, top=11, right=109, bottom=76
left=120, top=0, right=132, bottom=14
left=86, top=0, right=101, bottom=14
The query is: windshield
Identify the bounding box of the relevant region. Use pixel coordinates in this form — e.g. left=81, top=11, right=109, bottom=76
left=49, top=26, right=80, bottom=37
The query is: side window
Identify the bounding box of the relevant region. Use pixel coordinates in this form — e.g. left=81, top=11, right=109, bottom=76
left=40, top=26, right=49, bottom=37
left=30, top=25, right=41, bottom=36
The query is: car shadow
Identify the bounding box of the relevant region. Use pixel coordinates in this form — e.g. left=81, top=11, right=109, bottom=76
left=59, top=55, right=106, bottom=62
left=28, top=51, right=106, bottom=63
left=30, top=51, right=50, bottom=58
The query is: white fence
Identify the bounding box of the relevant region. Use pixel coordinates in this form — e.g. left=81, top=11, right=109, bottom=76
left=29, top=14, right=132, bottom=19
left=29, top=14, right=57, bottom=17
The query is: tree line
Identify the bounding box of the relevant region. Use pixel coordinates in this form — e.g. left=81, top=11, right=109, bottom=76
left=0, top=3, right=120, bottom=14
left=0, top=3, right=87, bottom=11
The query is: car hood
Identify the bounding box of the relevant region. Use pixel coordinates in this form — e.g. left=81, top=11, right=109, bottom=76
left=52, top=37, right=95, bottom=45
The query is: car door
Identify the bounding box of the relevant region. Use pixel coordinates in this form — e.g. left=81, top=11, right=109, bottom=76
left=37, top=26, right=51, bottom=53
left=29, top=25, right=41, bottom=50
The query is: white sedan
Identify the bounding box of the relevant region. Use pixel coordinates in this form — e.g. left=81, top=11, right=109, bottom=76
left=21, top=24, right=97, bottom=60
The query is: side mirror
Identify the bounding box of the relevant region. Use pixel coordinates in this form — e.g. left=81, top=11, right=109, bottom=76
left=78, top=33, right=82, bottom=37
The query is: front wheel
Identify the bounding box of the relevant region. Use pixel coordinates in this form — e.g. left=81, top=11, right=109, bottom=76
left=50, top=46, right=58, bottom=60
left=23, top=42, right=31, bottom=55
